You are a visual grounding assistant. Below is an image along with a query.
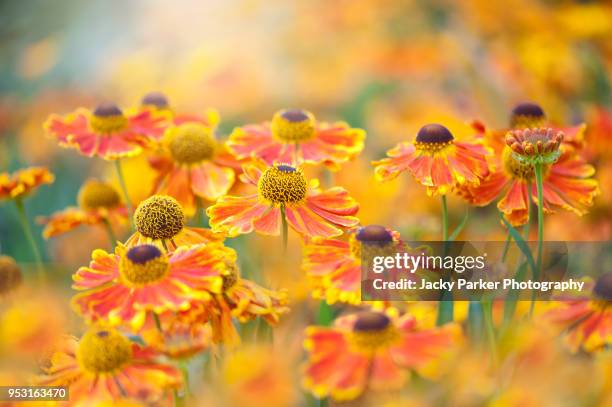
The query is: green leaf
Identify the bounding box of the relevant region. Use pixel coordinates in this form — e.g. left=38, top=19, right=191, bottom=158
left=448, top=209, right=469, bottom=242
left=501, top=216, right=538, bottom=279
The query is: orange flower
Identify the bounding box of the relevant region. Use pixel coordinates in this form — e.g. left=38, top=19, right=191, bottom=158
left=227, top=108, right=365, bottom=169
left=0, top=166, right=54, bottom=200
left=541, top=273, right=611, bottom=353
left=142, top=317, right=212, bottom=360
left=303, top=311, right=460, bottom=401
left=37, top=328, right=181, bottom=405
left=44, top=103, right=165, bottom=159
left=38, top=179, right=127, bottom=238
left=303, top=225, right=401, bottom=305
left=71, top=242, right=228, bottom=331
left=204, top=249, right=289, bottom=345
left=149, top=119, right=236, bottom=216
left=207, top=163, right=359, bottom=238
left=461, top=111, right=599, bottom=226
left=372, top=124, right=490, bottom=196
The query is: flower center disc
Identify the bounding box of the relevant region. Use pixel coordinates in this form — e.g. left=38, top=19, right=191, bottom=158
left=258, top=165, right=308, bottom=205
left=350, top=312, right=399, bottom=353
left=353, top=225, right=395, bottom=260
left=168, top=123, right=216, bottom=164
left=593, top=272, right=612, bottom=301
left=134, top=195, right=185, bottom=240
left=271, top=109, right=316, bottom=143
left=120, top=244, right=170, bottom=285
left=510, top=102, right=546, bottom=129
left=77, top=329, right=132, bottom=373
left=415, top=124, right=454, bottom=153
left=141, top=91, right=169, bottom=109
left=78, top=179, right=121, bottom=210
left=89, top=103, right=129, bottom=135
left=222, top=260, right=239, bottom=291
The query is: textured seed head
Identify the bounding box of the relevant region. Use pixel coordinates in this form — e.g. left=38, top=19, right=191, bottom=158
left=257, top=165, right=308, bottom=204
left=505, top=127, right=564, bottom=165
left=510, top=102, right=546, bottom=129
left=134, top=195, right=185, bottom=240
left=120, top=244, right=169, bottom=285
left=77, top=328, right=132, bottom=373
left=271, top=109, right=316, bottom=143
left=415, top=124, right=454, bottom=152
left=78, top=179, right=121, bottom=210
left=90, top=103, right=128, bottom=134
left=141, top=91, right=169, bottom=108
left=167, top=123, right=216, bottom=164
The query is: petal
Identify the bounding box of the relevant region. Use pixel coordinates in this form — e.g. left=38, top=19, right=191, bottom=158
left=207, top=194, right=270, bottom=236
left=190, top=161, right=235, bottom=201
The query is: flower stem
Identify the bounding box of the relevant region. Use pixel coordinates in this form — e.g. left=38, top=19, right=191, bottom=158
left=114, top=159, right=133, bottom=224
left=102, top=218, right=117, bottom=249
left=481, top=299, right=498, bottom=367
left=14, top=198, right=44, bottom=281
left=441, top=195, right=449, bottom=241
left=437, top=194, right=453, bottom=325
left=281, top=204, right=288, bottom=253
left=533, top=164, right=545, bottom=316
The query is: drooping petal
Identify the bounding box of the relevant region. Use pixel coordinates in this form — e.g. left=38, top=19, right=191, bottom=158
left=190, top=161, right=235, bottom=201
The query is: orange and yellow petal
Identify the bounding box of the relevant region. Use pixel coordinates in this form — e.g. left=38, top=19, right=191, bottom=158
left=0, top=167, right=54, bottom=200
left=190, top=161, right=235, bottom=201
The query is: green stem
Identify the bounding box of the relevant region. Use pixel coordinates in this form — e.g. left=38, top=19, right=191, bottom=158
left=481, top=299, right=498, bottom=367
left=533, top=164, right=545, bottom=316
left=114, top=159, right=134, bottom=224
left=102, top=218, right=117, bottom=248
left=153, top=313, right=163, bottom=332
left=441, top=195, right=449, bottom=241
left=437, top=195, right=453, bottom=325
left=14, top=199, right=44, bottom=280
left=280, top=204, right=288, bottom=253
left=501, top=232, right=511, bottom=263
left=524, top=181, right=532, bottom=240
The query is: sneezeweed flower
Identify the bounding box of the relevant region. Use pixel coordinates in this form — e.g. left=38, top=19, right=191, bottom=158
left=206, top=250, right=289, bottom=345
left=207, top=163, right=359, bottom=238
left=37, top=328, right=182, bottom=405
left=0, top=166, right=54, bottom=200
left=227, top=108, right=365, bottom=168
left=142, top=318, right=212, bottom=360
left=44, top=102, right=165, bottom=159
left=0, top=166, right=54, bottom=272
left=541, top=273, right=611, bottom=353
left=0, top=256, right=22, bottom=297
left=303, top=311, right=460, bottom=401
left=127, top=194, right=222, bottom=249
left=149, top=122, right=235, bottom=216
left=372, top=123, right=490, bottom=196
left=303, top=225, right=401, bottom=305
left=38, top=179, right=127, bottom=240
left=460, top=137, right=599, bottom=226
left=71, top=242, right=227, bottom=331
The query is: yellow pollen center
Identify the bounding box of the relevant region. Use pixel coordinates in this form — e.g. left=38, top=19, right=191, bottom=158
left=119, top=248, right=170, bottom=286
left=271, top=109, right=316, bottom=143
left=257, top=166, right=308, bottom=205
left=77, top=329, right=132, bottom=373
left=415, top=140, right=453, bottom=153
left=349, top=324, right=400, bottom=354
left=168, top=123, right=216, bottom=164
left=90, top=113, right=128, bottom=135
left=510, top=115, right=546, bottom=129
left=78, top=180, right=121, bottom=210
left=222, top=261, right=239, bottom=291
left=134, top=195, right=185, bottom=240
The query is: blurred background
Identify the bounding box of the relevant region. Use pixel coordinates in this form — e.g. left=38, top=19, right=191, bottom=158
left=1, top=0, right=611, bottom=267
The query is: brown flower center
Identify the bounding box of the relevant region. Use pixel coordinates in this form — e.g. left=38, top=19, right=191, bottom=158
left=257, top=165, right=308, bottom=205
left=89, top=103, right=128, bottom=135
left=77, top=329, right=132, bottom=373
left=78, top=179, right=121, bottom=210
left=271, top=109, right=316, bottom=143
left=415, top=124, right=454, bottom=153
